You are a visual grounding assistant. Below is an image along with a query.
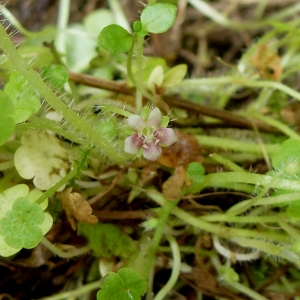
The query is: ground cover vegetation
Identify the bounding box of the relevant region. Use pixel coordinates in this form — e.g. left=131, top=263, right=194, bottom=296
left=1, top=0, right=300, bottom=299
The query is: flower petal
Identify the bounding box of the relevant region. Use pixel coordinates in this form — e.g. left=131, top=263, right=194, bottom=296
left=143, top=141, right=162, bottom=161
left=147, top=107, right=162, bottom=127
left=128, top=115, right=146, bottom=131
left=156, top=128, right=177, bottom=146
left=124, top=133, right=144, bottom=154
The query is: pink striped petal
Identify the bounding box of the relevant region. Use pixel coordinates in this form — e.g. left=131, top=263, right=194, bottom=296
left=143, top=141, right=162, bottom=161
left=156, top=128, right=177, bottom=146
left=124, top=133, right=143, bottom=154
left=147, top=107, right=161, bottom=127
left=128, top=115, right=146, bottom=131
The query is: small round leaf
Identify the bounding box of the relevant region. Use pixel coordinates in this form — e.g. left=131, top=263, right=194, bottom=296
left=141, top=3, right=177, bottom=34
left=98, top=24, right=133, bottom=53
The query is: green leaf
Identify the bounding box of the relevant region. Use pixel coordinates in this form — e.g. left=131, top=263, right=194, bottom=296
left=96, top=119, right=118, bottom=140
left=78, top=223, right=135, bottom=257
left=14, top=131, right=69, bottom=191
left=0, top=90, right=14, bottom=118
left=271, top=139, right=300, bottom=178
left=219, top=266, right=239, bottom=283
left=66, top=23, right=98, bottom=72
left=286, top=200, right=300, bottom=220
left=133, top=21, right=142, bottom=33
left=187, top=162, right=205, bottom=183
left=4, top=71, right=40, bottom=123
left=84, top=9, right=114, bottom=39
left=141, top=3, right=177, bottom=34
left=98, top=24, right=133, bottom=53
left=41, top=65, right=68, bottom=89
left=163, top=64, right=187, bottom=88
left=0, top=90, right=15, bottom=145
left=0, top=197, right=44, bottom=249
left=147, top=65, right=164, bottom=91
left=0, top=118, right=15, bottom=146
left=97, top=268, right=147, bottom=300
left=0, top=185, right=53, bottom=257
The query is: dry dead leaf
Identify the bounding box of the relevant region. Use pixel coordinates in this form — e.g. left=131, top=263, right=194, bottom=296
left=158, top=130, right=203, bottom=168
left=162, top=165, right=186, bottom=200
left=60, top=188, right=98, bottom=230
left=249, top=44, right=283, bottom=81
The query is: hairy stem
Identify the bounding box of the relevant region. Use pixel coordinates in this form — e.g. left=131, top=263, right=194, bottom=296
left=0, top=24, right=125, bottom=164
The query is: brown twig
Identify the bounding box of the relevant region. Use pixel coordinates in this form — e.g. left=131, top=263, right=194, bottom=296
left=68, top=71, right=279, bottom=133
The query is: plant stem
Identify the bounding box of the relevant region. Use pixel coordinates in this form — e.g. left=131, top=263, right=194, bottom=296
left=227, top=281, right=269, bottom=300
left=154, top=234, right=181, bottom=300
left=127, top=36, right=159, bottom=111
left=169, top=76, right=300, bottom=102
left=56, top=0, right=70, bottom=65
left=250, top=113, right=300, bottom=140
left=196, top=136, right=280, bottom=154
left=147, top=190, right=289, bottom=243
left=101, top=105, right=133, bottom=117
left=41, top=237, right=90, bottom=259
left=16, top=117, right=84, bottom=144
left=108, top=0, right=131, bottom=32
left=0, top=24, right=125, bottom=164
left=199, top=172, right=300, bottom=193
left=145, top=201, right=178, bottom=300
left=41, top=279, right=101, bottom=300
left=209, top=153, right=246, bottom=172
left=201, top=214, right=281, bottom=223
left=0, top=5, right=52, bottom=37
left=188, top=0, right=300, bottom=31
left=36, top=167, right=78, bottom=204
left=227, top=191, right=300, bottom=212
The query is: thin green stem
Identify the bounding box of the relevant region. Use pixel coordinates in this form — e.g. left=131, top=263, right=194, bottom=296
left=56, top=0, right=70, bottom=65
left=188, top=0, right=300, bottom=31
left=147, top=190, right=289, bottom=243
left=101, top=105, right=133, bottom=117
left=154, top=235, right=181, bottom=300
left=41, top=280, right=101, bottom=300
left=145, top=201, right=178, bottom=300
left=127, top=35, right=159, bottom=110
left=227, top=281, right=268, bottom=300
left=41, top=237, right=90, bottom=259
left=0, top=5, right=53, bottom=37
left=169, top=76, right=300, bottom=102
left=199, top=172, right=300, bottom=193
left=0, top=24, right=125, bottom=163
left=36, top=167, right=78, bottom=204
left=250, top=113, right=300, bottom=140
left=209, top=153, right=246, bottom=172
left=135, top=36, right=146, bottom=113
left=196, top=136, right=280, bottom=155
left=16, top=117, right=84, bottom=144
left=201, top=214, right=281, bottom=223
left=227, top=174, right=279, bottom=216
left=108, top=0, right=131, bottom=32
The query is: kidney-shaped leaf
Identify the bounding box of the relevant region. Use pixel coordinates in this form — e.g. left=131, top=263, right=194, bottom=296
left=97, top=268, right=147, bottom=300
left=141, top=3, right=177, bottom=34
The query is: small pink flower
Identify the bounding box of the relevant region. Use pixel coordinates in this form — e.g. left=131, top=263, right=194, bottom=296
left=124, top=107, right=177, bottom=161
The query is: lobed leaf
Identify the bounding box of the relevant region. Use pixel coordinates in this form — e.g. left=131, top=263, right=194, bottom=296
left=97, top=267, right=147, bottom=300
left=0, top=185, right=53, bottom=257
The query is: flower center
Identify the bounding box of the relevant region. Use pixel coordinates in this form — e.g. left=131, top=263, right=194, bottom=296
left=142, top=126, right=155, bottom=137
